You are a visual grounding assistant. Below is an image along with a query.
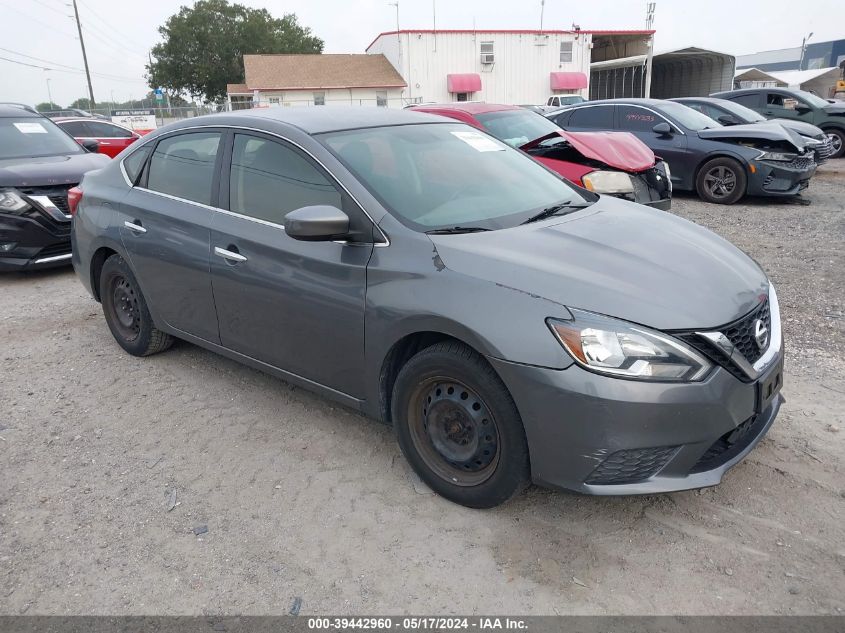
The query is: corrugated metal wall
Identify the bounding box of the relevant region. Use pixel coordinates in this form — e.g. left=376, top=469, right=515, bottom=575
left=650, top=54, right=734, bottom=98
left=589, top=65, right=647, bottom=99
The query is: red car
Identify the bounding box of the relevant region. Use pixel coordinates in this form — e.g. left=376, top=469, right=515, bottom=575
left=410, top=103, right=672, bottom=209
left=53, top=117, right=142, bottom=158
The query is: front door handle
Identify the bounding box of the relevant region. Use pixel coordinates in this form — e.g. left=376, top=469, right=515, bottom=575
left=214, top=246, right=247, bottom=263
left=124, top=220, right=146, bottom=234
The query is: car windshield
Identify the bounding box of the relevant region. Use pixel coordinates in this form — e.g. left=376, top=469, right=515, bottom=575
left=659, top=102, right=722, bottom=131
left=791, top=90, right=829, bottom=108
left=0, top=116, right=84, bottom=159
left=474, top=110, right=562, bottom=147
left=715, top=100, right=767, bottom=123
left=320, top=123, right=592, bottom=232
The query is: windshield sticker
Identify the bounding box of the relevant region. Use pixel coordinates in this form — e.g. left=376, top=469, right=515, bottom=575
left=450, top=130, right=505, bottom=152
left=14, top=122, right=48, bottom=134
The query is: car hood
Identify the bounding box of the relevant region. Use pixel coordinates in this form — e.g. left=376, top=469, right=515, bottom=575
left=520, top=131, right=656, bottom=172
left=429, top=196, right=768, bottom=331
left=697, top=123, right=808, bottom=152
left=772, top=119, right=826, bottom=138
left=0, top=152, right=110, bottom=188
left=822, top=103, right=845, bottom=115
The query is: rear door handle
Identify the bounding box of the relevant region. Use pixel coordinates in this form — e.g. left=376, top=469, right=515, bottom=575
left=214, top=246, right=247, bottom=263
left=124, top=220, right=146, bottom=234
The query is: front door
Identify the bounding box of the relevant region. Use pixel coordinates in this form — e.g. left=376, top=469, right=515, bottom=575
left=84, top=120, right=140, bottom=158
left=117, top=130, right=222, bottom=343
left=615, top=104, right=690, bottom=188
left=209, top=131, right=373, bottom=397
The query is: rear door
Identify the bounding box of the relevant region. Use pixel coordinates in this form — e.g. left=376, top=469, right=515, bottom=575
left=117, top=130, right=222, bottom=342
left=209, top=131, right=373, bottom=397
left=558, top=104, right=615, bottom=131
left=84, top=120, right=139, bottom=158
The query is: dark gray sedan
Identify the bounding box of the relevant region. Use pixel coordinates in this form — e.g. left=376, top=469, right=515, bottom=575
left=71, top=107, right=784, bottom=508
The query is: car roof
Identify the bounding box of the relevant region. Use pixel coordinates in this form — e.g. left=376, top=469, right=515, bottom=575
left=671, top=97, right=725, bottom=104
left=0, top=104, right=42, bottom=118
left=564, top=98, right=669, bottom=108
left=412, top=102, right=522, bottom=115
left=183, top=106, right=450, bottom=135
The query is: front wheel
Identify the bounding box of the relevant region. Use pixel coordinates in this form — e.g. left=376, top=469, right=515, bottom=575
left=391, top=342, right=530, bottom=508
left=825, top=129, right=845, bottom=159
left=695, top=157, right=747, bottom=205
left=99, top=254, right=173, bottom=357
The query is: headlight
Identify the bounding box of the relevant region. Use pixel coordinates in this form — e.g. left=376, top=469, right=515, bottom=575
left=581, top=170, right=635, bottom=194
left=548, top=309, right=712, bottom=382
left=757, top=151, right=798, bottom=162
left=0, top=189, right=30, bottom=214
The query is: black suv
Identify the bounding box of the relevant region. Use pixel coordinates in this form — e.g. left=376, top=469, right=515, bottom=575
left=711, top=88, right=845, bottom=158
left=0, top=104, right=109, bottom=271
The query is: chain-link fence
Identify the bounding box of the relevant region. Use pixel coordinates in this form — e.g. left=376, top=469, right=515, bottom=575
left=82, top=104, right=225, bottom=126
left=228, top=96, right=423, bottom=110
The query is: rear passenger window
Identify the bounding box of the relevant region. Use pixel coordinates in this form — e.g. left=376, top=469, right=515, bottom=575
left=123, top=145, right=151, bottom=184
left=568, top=106, right=614, bottom=129
left=59, top=121, right=91, bottom=137
left=146, top=132, right=221, bottom=205
left=228, top=134, right=341, bottom=225
left=731, top=93, right=760, bottom=108
left=617, top=106, right=660, bottom=131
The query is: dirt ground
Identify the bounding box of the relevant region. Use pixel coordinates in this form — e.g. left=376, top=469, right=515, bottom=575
left=1, top=164, right=843, bottom=616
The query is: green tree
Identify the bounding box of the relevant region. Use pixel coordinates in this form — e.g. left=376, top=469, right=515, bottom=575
left=147, top=0, right=323, bottom=103
left=35, top=102, right=62, bottom=112
left=69, top=97, right=93, bottom=110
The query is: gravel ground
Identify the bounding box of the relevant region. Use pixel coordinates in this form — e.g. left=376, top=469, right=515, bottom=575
left=1, top=163, right=843, bottom=616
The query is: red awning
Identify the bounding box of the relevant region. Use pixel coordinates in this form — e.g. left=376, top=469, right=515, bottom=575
left=447, top=73, right=482, bottom=93
left=550, top=72, right=588, bottom=90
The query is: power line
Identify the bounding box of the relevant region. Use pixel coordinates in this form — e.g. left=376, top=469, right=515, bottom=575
left=0, top=52, right=147, bottom=83
left=77, top=0, right=150, bottom=52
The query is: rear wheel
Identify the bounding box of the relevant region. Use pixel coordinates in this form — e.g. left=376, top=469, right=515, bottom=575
left=391, top=341, right=530, bottom=508
left=99, top=254, right=173, bottom=357
left=825, top=128, right=844, bottom=159
left=696, top=157, right=747, bottom=205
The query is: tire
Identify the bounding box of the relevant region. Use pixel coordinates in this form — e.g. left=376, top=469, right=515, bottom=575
left=695, top=156, right=747, bottom=205
left=99, top=254, right=173, bottom=357
left=391, top=341, right=530, bottom=508
left=824, top=128, right=845, bottom=159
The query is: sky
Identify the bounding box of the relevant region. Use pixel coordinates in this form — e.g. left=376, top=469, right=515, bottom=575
left=2, top=0, right=843, bottom=107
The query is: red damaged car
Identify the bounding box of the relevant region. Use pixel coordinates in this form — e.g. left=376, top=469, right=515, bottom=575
left=411, top=103, right=672, bottom=209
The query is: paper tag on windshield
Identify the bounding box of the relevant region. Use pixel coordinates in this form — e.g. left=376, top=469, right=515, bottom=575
left=451, top=130, right=505, bottom=152
left=14, top=122, right=47, bottom=134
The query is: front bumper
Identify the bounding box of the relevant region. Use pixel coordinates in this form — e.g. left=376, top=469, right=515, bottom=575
left=0, top=212, right=72, bottom=271
left=747, top=157, right=816, bottom=197
left=489, top=352, right=783, bottom=495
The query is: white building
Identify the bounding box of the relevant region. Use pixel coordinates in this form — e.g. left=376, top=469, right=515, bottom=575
left=227, top=54, right=406, bottom=109
left=366, top=29, right=612, bottom=104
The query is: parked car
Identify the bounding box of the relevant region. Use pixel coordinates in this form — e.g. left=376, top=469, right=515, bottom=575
left=671, top=96, right=834, bottom=164
left=72, top=107, right=783, bottom=508
left=711, top=88, right=845, bottom=159
left=548, top=98, right=816, bottom=204
left=42, top=108, right=110, bottom=121
left=411, top=103, right=671, bottom=209
left=54, top=117, right=142, bottom=158
left=547, top=95, right=586, bottom=108
left=0, top=104, right=109, bottom=271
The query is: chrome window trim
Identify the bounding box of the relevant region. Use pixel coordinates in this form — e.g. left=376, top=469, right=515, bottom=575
left=119, top=123, right=389, bottom=246
left=564, top=103, right=686, bottom=135
left=695, top=283, right=782, bottom=381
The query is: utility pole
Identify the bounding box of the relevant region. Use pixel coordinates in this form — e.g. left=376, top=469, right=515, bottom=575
left=46, top=77, right=53, bottom=107
left=799, top=32, right=813, bottom=70
left=644, top=2, right=656, bottom=98
left=540, top=0, right=545, bottom=31
left=71, top=0, right=95, bottom=109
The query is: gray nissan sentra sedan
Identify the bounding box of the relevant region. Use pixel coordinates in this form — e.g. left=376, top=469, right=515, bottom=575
left=71, top=107, right=784, bottom=508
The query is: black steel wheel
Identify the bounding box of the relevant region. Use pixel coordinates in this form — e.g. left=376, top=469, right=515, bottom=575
left=391, top=341, right=530, bottom=508
left=99, top=254, right=173, bottom=357
left=695, top=156, right=747, bottom=205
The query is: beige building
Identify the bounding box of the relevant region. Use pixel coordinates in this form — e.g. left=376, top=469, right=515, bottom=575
left=227, top=54, right=407, bottom=109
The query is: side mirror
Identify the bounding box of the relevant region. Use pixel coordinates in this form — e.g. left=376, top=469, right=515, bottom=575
left=653, top=122, right=672, bottom=136
left=284, top=205, right=349, bottom=242
left=717, top=114, right=739, bottom=126
left=81, top=139, right=99, bottom=153
left=794, top=104, right=812, bottom=114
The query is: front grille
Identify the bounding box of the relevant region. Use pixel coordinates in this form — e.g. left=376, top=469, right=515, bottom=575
left=781, top=155, right=814, bottom=170
left=675, top=298, right=771, bottom=383
left=585, top=445, right=679, bottom=485
left=811, top=137, right=833, bottom=164
left=47, top=195, right=70, bottom=214
left=691, top=414, right=765, bottom=473
left=724, top=299, right=770, bottom=365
